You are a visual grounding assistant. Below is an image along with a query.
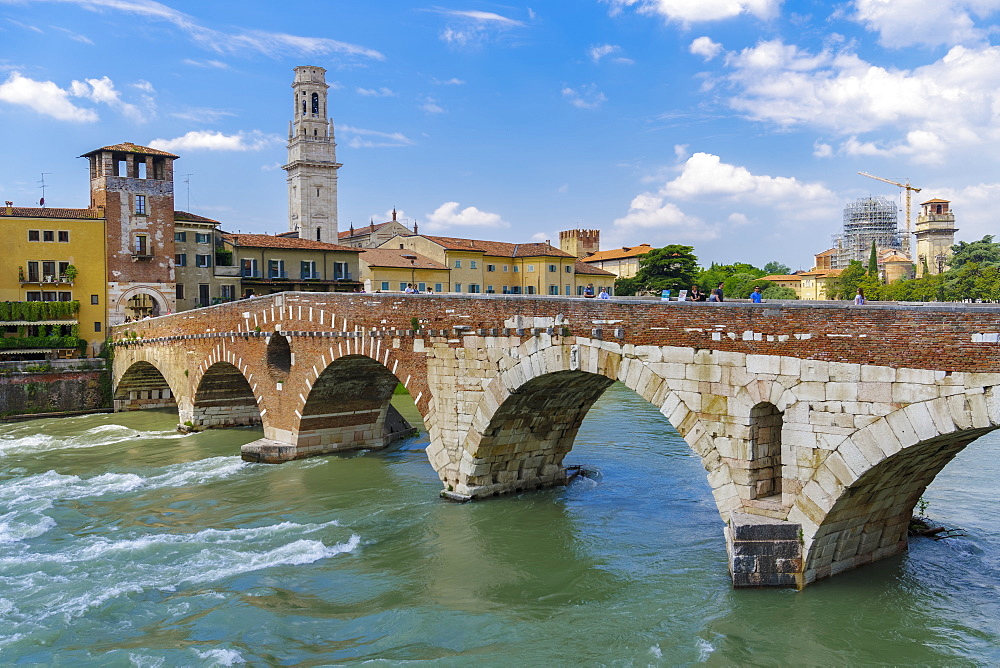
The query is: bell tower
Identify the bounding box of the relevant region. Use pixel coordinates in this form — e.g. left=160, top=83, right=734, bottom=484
left=915, top=198, right=958, bottom=276
left=283, top=66, right=341, bottom=242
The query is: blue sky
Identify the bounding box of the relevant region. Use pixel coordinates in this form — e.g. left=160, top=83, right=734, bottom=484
left=2, top=0, right=1000, bottom=269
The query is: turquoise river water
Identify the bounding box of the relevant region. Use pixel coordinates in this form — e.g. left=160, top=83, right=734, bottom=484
left=0, top=383, right=998, bottom=665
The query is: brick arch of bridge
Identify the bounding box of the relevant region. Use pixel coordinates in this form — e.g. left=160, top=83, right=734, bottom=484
left=447, top=339, right=746, bottom=503
left=113, top=357, right=181, bottom=413
left=797, top=386, right=1000, bottom=584
left=188, top=360, right=261, bottom=429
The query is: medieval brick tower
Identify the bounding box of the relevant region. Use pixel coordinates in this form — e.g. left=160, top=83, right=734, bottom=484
left=915, top=198, right=958, bottom=276
left=559, top=229, right=600, bottom=258
left=283, top=66, right=341, bottom=242
left=81, top=142, right=177, bottom=324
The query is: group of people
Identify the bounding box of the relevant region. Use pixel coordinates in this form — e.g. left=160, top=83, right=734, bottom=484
left=583, top=284, right=610, bottom=299
left=403, top=284, right=432, bottom=294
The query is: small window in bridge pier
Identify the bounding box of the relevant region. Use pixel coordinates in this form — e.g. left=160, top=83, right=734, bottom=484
left=749, top=402, right=782, bottom=500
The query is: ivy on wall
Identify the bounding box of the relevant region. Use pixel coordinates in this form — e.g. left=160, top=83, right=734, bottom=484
left=0, top=301, right=80, bottom=322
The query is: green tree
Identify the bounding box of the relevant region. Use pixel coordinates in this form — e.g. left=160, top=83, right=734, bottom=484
left=628, top=245, right=700, bottom=295
left=827, top=260, right=867, bottom=300
left=950, top=235, right=1000, bottom=269
left=762, top=285, right=797, bottom=300
left=868, top=241, right=878, bottom=277
left=762, top=261, right=791, bottom=276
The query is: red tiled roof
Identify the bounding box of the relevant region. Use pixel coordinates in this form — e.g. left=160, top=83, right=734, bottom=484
left=174, top=210, right=219, bottom=223
left=359, top=248, right=448, bottom=270
left=0, top=207, right=101, bottom=219
left=420, top=235, right=574, bottom=258
left=339, top=220, right=392, bottom=239
left=921, top=198, right=950, bottom=204
left=815, top=248, right=837, bottom=257
left=223, top=233, right=362, bottom=252
left=574, top=259, right=616, bottom=276
left=582, top=244, right=653, bottom=262
left=760, top=274, right=801, bottom=282
left=79, top=142, right=179, bottom=158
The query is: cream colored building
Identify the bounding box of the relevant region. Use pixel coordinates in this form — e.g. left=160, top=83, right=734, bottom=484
left=915, top=198, right=957, bottom=277
left=759, top=274, right=802, bottom=298
left=580, top=243, right=652, bottom=279
left=359, top=248, right=450, bottom=292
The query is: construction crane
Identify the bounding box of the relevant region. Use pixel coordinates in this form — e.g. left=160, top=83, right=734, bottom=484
left=858, top=172, right=921, bottom=258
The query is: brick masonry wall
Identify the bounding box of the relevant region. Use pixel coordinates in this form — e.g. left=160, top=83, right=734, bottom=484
left=1, top=369, right=109, bottom=418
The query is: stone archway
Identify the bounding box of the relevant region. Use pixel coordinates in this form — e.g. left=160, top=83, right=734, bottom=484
left=114, top=360, right=176, bottom=412
left=190, top=361, right=260, bottom=429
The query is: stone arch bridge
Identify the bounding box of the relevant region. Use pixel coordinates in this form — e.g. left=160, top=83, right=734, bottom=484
left=111, top=292, right=1000, bottom=588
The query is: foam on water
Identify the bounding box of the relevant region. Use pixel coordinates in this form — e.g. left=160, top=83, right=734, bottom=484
left=0, top=423, right=190, bottom=457
left=194, top=648, right=246, bottom=665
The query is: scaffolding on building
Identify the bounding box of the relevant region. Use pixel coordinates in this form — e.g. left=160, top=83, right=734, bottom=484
left=830, top=196, right=903, bottom=270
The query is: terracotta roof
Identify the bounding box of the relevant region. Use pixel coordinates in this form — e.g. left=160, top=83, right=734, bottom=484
left=0, top=207, right=101, bottom=219
left=882, top=253, right=911, bottom=262
left=359, top=248, right=448, bottom=270
left=420, top=235, right=574, bottom=258
left=815, top=248, right=837, bottom=257
left=79, top=142, right=179, bottom=158
left=582, top=244, right=653, bottom=262
left=339, top=220, right=392, bottom=239
left=222, top=233, right=362, bottom=252
left=174, top=210, right=219, bottom=223
left=921, top=198, right=950, bottom=204
left=573, top=260, right=616, bottom=276
left=760, top=274, right=801, bottom=282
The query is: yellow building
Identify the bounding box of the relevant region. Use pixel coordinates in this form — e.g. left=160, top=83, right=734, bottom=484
left=580, top=243, right=652, bottom=279
left=223, top=233, right=363, bottom=295
left=380, top=234, right=609, bottom=295
left=359, top=248, right=450, bottom=292
left=759, top=274, right=802, bottom=298
left=798, top=269, right=841, bottom=300
left=0, top=204, right=108, bottom=357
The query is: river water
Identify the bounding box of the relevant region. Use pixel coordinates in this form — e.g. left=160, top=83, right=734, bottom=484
left=0, top=383, right=998, bottom=665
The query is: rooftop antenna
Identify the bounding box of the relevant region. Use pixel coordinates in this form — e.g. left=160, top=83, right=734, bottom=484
left=38, top=172, right=51, bottom=207
left=182, top=173, right=194, bottom=211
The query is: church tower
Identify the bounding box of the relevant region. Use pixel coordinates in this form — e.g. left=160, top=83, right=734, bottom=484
left=283, top=66, right=341, bottom=242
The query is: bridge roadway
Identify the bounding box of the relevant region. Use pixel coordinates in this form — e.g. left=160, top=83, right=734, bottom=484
left=110, top=292, right=1000, bottom=588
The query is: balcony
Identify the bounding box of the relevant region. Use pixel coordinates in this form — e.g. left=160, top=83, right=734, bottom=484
left=268, top=271, right=289, bottom=279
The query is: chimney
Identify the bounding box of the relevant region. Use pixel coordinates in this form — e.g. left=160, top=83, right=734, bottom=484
left=392, top=208, right=397, bottom=221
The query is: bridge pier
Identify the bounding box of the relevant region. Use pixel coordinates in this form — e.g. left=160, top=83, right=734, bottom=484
left=726, top=512, right=803, bottom=588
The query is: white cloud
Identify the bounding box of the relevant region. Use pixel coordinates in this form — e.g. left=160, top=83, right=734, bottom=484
left=433, top=8, right=524, bottom=47
left=689, top=36, right=723, bottom=60
left=182, top=58, right=229, bottom=69
left=813, top=142, right=833, bottom=158
left=50, top=25, right=93, bottom=43
left=0, top=71, right=97, bottom=121
left=720, top=39, right=1000, bottom=164
left=357, top=86, right=396, bottom=97
left=14, top=0, right=384, bottom=61
left=852, top=0, right=999, bottom=48
left=424, top=202, right=508, bottom=231
left=603, top=0, right=782, bottom=25
left=339, top=125, right=413, bottom=148
left=664, top=152, right=834, bottom=204
left=69, top=75, right=145, bottom=121
left=432, top=77, right=466, bottom=85
left=170, top=107, right=236, bottom=123
left=562, top=84, right=607, bottom=109
left=589, top=44, right=632, bottom=64
left=148, top=130, right=278, bottom=152
left=132, top=79, right=154, bottom=92
left=420, top=97, right=444, bottom=114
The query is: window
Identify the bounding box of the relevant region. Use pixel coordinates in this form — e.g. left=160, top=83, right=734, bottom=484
left=399, top=282, right=408, bottom=291
left=58, top=291, right=71, bottom=301
left=470, top=260, right=478, bottom=269
left=418, top=282, right=427, bottom=292
left=175, top=254, right=187, bottom=267
left=27, top=262, right=39, bottom=282
left=94, top=322, right=102, bottom=333
left=549, top=264, right=557, bottom=272
left=221, top=285, right=236, bottom=301
left=486, top=285, right=495, bottom=293
left=487, top=264, right=495, bottom=272
left=549, top=285, right=559, bottom=295
left=135, top=235, right=148, bottom=256
left=195, top=233, right=210, bottom=244
left=241, top=258, right=258, bottom=278
left=174, top=231, right=187, bottom=242
left=510, top=286, right=522, bottom=294
left=503, top=265, right=509, bottom=272
left=301, top=261, right=318, bottom=279
left=198, top=284, right=210, bottom=307
left=434, top=283, right=443, bottom=292
left=176, top=284, right=185, bottom=300
left=469, top=284, right=481, bottom=293
left=454, top=283, right=462, bottom=292
left=135, top=195, right=146, bottom=215
left=58, top=261, right=70, bottom=279
left=42, top=291, right=56, bottom=301
left=565, top=265, right=572, bottom=273
left=268, top=259, right=285, bottom=278
left=28, top=230, right=40, bottom=242
left=58, top=231, right=69, bottom=243
left=527, top=264, right=535, bottom=272
left=565, top=285, right=571, bottom=295
left=454, top=259, right=462, bottom=268
left=381, top=281, right=390, bottom=291
left=195, top=254, right=212, bottom=268
left=42, top=261, right=56, bottom=280
left=43, top=230, right=54, bottom=242
left=334, top=262, right=349, bottom=280
left=26, top=291, right=41, bottom=301
left=526, top=286, right=536, bottom=294
left=513, top=266, right=519, bottom=273
left=91, top=294, right=99, bottom=305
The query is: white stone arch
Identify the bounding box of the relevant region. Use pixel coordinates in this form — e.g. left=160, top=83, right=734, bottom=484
left=792, top=384, right=1000, bottom=583
left=113, top=285, right=172, bottom=324
left=113, top=355, right=180, bottom=415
